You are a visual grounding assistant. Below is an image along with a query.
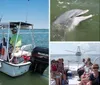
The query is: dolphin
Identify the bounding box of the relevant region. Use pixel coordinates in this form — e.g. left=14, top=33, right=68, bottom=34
left=53, top=9, right=93, bottom=31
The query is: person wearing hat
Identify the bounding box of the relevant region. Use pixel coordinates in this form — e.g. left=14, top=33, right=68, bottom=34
left=10, top=28, right=22, bottom=52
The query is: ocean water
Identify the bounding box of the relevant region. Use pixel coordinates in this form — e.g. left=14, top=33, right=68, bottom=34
left=50, top=0, right=100, bottom=41
left=0, top=29, right=49, bottom=85
left=51, top=54, right=100, bottom=70
left=0, top=72, right=48, bottom=85
left=0, top=29, right=49, bottom=48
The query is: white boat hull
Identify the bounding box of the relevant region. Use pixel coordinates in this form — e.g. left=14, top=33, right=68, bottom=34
left=0, top=59, right=31, bottom=77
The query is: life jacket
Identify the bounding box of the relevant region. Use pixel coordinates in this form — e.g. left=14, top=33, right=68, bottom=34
left=0, top=46, right=5, bottom=55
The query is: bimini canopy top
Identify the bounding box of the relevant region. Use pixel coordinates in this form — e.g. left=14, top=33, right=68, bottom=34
left=0, top=22, right=33, bottom=29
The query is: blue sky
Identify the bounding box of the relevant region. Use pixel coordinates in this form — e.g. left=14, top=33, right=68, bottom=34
left=0, top=0, right=48, bottom=28
left=50, top=42, right=100, bottom=55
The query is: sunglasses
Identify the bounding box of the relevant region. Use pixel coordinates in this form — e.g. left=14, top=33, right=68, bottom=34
left=93, top=67, right=99, bottom=69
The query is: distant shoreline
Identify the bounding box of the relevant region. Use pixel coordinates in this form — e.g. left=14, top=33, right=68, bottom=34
left=0, top=29, right=48, bottom=30
left=51, top=54, right=100, bottom=56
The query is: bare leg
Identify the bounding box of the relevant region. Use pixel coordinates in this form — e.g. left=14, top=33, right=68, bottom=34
left=63, top=74, right=66, bottom=81
left=86, top=81, right=92, bottom=85
left=59, top=76, right=62, bottom=85
left=56, top=78, right=60, bottom=85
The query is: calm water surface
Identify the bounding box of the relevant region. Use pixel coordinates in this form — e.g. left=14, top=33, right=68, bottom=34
left=50, top=0, right=99, bottom=41
left=0, top=72, right=48, bottom=85
left=0, top=29, right=49, bottom=85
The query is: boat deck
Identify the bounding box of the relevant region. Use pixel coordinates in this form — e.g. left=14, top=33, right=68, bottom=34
left=51, top=76, right=80, bottom=85
left=69, top=76, right=80, bottom=85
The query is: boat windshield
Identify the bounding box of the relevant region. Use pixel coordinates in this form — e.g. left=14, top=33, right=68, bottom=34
left=0, top=22, right=34, bottom=50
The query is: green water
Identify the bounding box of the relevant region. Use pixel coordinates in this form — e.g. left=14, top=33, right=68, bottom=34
left=0, top=29, right=49, bottom=85
left=50, top=0, right=100, bottom=41
left=0, top=72, right=48, bottom=85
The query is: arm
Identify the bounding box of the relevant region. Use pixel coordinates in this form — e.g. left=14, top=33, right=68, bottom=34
left=10, top=37, right=13, bottom=45
left=86, top=73, right=94, bottom=84
left=86, top=81, right=92, bottom=85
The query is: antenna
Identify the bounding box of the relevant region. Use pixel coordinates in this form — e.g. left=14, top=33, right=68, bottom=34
left=25, top=0, right=30, bottom=22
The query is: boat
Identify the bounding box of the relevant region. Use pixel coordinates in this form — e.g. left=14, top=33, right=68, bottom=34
left=76, top=52, right=81, bottom=56
left=75, top=46, right=82, bottom=56
left=51, top=57, right=100, bottom=85
left=51, top=60, right=81, bottom=85
left=65, top=46, right=82, bottom=56
left=0, top=22, right=34, bottom=77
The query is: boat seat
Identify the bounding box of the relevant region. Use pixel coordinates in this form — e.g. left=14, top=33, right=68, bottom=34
left=11, top=50, right=31, bottom=57
left=21, top=44, right=32, bottom=51
left=69, top=76, right=80, bottom=85
left=11, top=44, right=32, bottom=57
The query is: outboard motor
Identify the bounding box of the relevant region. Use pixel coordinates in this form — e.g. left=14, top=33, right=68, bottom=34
left=30, top=47, right=49, bottom=75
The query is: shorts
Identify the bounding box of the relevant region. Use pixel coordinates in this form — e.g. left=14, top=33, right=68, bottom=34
left=53, top=73, right=62, bottom=79
left=55, top=75, right=61, bottom=78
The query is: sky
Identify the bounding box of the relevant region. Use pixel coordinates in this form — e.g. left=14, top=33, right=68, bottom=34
left=0, top=0, right=48, bottom=28
left=50, top=42, right=100, bottom=55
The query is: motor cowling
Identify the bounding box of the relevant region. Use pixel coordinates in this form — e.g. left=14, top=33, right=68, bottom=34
left=30, top=47, right=49, bottom=75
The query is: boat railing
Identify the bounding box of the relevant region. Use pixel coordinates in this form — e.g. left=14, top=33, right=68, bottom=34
left=93, top=56, right=100, bottom=63
left=65, top=60, right=81, bottom=70
left=93, top=56, right=100, bottom=71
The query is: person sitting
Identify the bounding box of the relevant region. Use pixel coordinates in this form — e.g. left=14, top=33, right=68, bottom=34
left=0, top=38, right=7, bottom=61
left=87, top=64, right=100, bottom=85
left=79, top=58, right=93, bottom=85
left=77, top=58, right=86, bottom=81
left=51, top=60, right=62, bottom=85
left=85, top=58, right=93, bottom=67
left=57, top=58, right=68, bottom=85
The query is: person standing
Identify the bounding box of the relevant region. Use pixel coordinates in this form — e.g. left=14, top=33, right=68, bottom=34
left=9, top=27, right=22, bottom=54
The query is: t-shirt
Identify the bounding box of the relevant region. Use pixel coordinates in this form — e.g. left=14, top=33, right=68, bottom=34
left=84, top=66, right=91, bottom=73
left=10, top=34, right=22, bottom=47
left=57, top=63, right=64, bottom=73
left=89, top=72, right=100, bottom=85
left=51, top=65, right=57, bottom=71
